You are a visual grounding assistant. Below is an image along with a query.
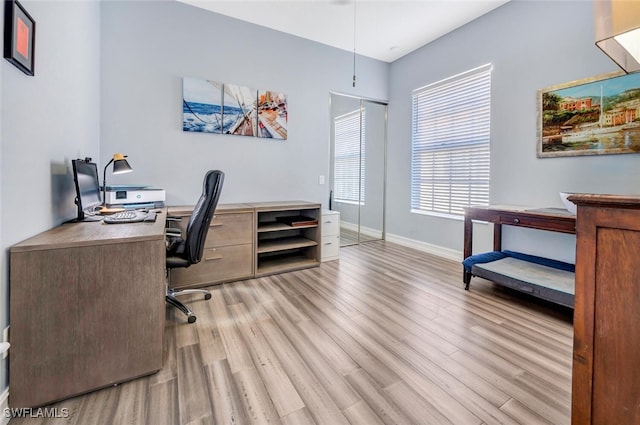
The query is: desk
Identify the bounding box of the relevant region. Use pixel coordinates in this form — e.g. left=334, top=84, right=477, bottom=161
left=463, top=205, right=576, bottom=286
left=9, top=210, right=167, bottom=408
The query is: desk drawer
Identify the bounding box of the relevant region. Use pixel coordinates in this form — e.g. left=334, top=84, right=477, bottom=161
left=170, top=244, right=253, bottom=288
left=207, top=212, right=253, bottom=247
left=499, top=213, right=575, bottom=233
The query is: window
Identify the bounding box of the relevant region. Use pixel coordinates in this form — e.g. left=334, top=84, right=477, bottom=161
left=411, top=63, right=491, bottom=217
left=334, top=109, right=365, bottom=204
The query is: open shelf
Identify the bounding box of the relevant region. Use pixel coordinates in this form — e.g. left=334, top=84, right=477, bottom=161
left=252, top=202, right=321, bottom=277
left=256, top=253, right=320, bottom=276
left=258, top=221, right=318, bottom=232
left=257, top=236, right=318, bottom=253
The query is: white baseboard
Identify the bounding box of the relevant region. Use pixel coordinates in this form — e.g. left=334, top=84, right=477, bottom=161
left=385, top=232, right=463, bottom=262
left=0, top=388, right=9, bottom=425
left=340, top=221, right=383, bottom=239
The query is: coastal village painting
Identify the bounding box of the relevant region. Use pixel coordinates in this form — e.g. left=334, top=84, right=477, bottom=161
left=538, top=71, right=640, bottom=157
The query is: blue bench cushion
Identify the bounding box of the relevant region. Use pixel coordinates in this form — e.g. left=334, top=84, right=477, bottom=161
left=462, top=250, right=575, bottom=273
left=462, top=251, right=506, bottom=272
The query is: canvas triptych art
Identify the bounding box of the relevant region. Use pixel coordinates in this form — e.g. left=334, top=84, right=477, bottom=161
left=182, top=76, right=288, bottom=140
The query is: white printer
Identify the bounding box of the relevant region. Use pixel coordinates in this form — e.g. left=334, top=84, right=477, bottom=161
left=104, top=185, right=165, bottom=209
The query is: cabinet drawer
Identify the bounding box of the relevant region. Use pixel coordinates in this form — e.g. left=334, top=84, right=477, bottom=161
left=498, top=213, right=575, bottom=233
left=206, top=213, right=253, bottom=247
left=321, top=235, right=340, bottom=261
left=170, top=244, right=253, bottom=288
left=322, top=213, right=340, bottom=237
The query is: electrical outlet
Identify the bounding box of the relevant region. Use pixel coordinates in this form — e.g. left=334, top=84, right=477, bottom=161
left=319, top=175, right=325, bottom=185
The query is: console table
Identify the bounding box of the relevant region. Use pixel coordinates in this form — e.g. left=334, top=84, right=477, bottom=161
left=9, top=211, right=167, bottom=408
left=463, top=205, right=576, bottom=304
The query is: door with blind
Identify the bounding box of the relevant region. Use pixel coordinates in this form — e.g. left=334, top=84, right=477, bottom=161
left=330, top=93, right=387, bottom=246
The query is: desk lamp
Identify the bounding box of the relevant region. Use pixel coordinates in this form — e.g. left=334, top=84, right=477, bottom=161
left=102, top=153, right=133, bottom=207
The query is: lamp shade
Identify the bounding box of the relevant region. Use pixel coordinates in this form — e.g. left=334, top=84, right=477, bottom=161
left=102, top=153, right=133, bottom=206
left=594, top=0, right=640, bottom=73
left=111, top=153, right=133, bottom=174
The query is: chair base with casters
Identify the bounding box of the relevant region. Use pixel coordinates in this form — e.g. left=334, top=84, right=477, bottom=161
left=165, top=287, right=211, bottom=324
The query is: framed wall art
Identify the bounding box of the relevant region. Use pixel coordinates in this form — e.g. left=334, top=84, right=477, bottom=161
left=183, top=77, right=224, bottom=133
left=538, top=71, right=640, bottom=157
left=223, top=84, right=258, bottom=136
left=182, top=76, right=288, bottom=140
left=3, top=0, right=35, bottom=76
left=258, top=90, right=288, bottom=140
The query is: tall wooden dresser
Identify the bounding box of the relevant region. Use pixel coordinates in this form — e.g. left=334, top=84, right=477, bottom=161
left=569, top=194, right=640, bottom=424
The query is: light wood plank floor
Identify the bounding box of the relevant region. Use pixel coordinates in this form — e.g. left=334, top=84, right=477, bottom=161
left=339, top=228, right=380, bottom=246
left=10, top=241, right=573, bottom=425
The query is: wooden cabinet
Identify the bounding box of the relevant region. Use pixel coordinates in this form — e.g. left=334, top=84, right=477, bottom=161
left=9, top=214, right=167, bottom=408
left=570, top=194, right=640, bottom=425
left=168, top=201, right=321, bottom=287
left=252, top=201, right=321, bottom=276
left=321, top=209, right=340, bottom=262
left=167, top=204, right=254, bottom=288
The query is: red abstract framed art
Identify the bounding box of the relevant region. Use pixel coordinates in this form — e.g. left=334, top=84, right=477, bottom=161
left=4, top=0, right=35, bottom=76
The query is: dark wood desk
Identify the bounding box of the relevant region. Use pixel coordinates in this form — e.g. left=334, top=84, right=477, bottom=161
left=9, top=211, right=167, bottom=408
left=463, top=205, right=576, bottom=287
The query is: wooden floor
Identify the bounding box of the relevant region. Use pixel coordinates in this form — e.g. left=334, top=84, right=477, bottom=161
left=339, top=228, right=380, bottom=246
left=11, top=241, right=574, bottom=425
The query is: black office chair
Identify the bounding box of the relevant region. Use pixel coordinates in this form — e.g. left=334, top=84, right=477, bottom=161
left=166, top=170, right=224, bottom=323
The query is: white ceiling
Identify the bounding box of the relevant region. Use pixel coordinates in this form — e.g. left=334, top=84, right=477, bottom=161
left=178, top=0, right=510, bottom=63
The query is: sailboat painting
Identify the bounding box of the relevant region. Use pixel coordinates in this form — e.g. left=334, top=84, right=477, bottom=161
left=183, top=77, right=224, bottom=133
left=538, top=71, right=640, bottom=157
left=258, top=91, right=288, bottom=140
left=223, top=84, right=258, bottom=137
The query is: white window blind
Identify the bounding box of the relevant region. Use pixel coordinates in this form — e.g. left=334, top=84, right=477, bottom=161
left=334, top=109, right=365, bottom=204
left=411, top=63, right=491, bottom=217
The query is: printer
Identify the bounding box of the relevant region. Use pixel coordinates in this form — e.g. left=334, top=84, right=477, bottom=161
left=104, top=185, right=165, bottom=209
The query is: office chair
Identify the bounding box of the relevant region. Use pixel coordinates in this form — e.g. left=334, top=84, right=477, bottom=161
left=166, top=170, right=224, bottom=323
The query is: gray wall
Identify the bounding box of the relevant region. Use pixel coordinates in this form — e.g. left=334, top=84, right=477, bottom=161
left=100, top=1, right=389, bottom=207
left=387, top=0, right=632, bottom=262
left=0, top=0, right=101, bottom=391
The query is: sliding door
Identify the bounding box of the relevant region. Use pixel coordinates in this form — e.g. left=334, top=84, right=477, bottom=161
left=330, top=93, right=387, bottom=246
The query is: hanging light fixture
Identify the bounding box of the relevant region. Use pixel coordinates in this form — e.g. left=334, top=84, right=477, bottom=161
left=594, top=0, right=640, bottom=73
left=352, top=0, right=357, bottom=87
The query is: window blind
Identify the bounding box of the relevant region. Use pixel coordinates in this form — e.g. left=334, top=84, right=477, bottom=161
left=334, top=109, right=365, bottom=204
left=411, top=63, right=491, bottom=216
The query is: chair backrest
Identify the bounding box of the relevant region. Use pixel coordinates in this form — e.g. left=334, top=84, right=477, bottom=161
left=183, top=170, right=225, bottom=265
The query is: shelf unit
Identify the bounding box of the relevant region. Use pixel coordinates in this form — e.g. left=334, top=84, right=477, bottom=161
left=252, top=201, right=321, bottom=277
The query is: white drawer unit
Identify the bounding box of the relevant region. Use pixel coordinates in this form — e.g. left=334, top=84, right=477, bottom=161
left=321, top=210, right=340, bottom=262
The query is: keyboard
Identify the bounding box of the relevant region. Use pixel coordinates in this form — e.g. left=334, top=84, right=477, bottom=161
left=103, top=210, right=154, bottom=224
